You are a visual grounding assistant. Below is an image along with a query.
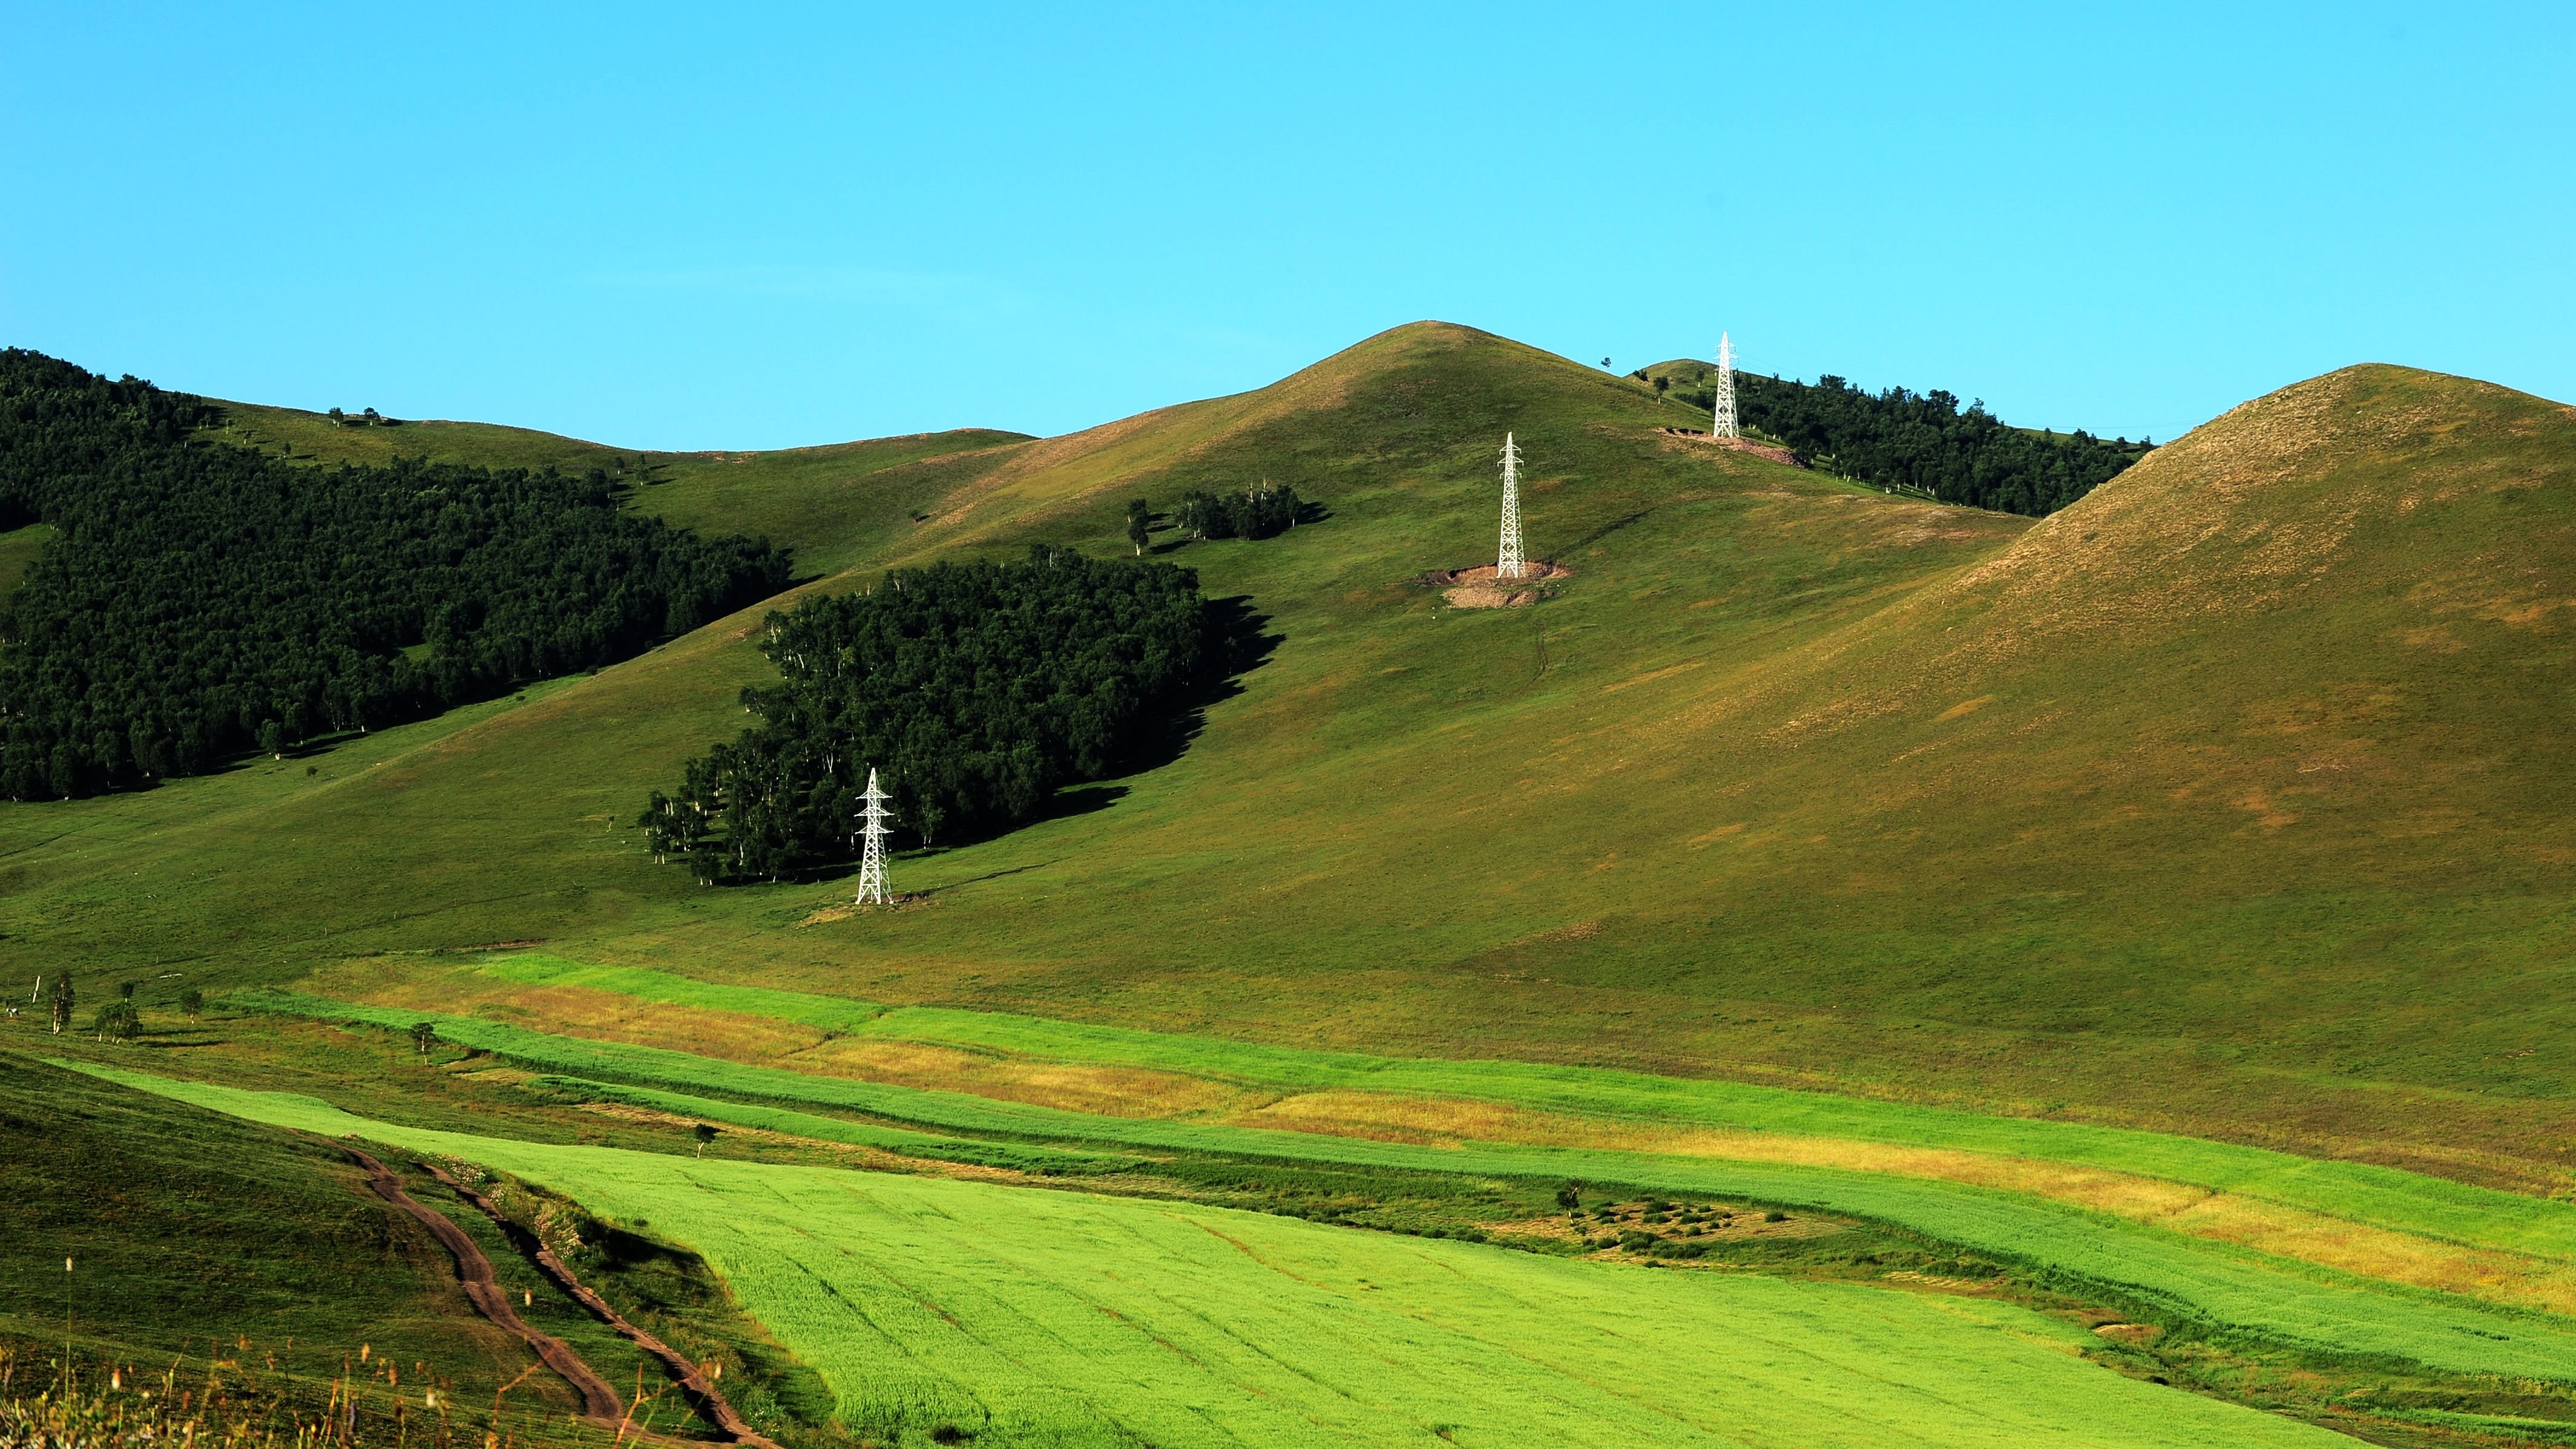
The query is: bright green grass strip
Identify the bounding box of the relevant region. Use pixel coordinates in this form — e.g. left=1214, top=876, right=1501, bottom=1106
left=236, top=990, right=2576, bottom=1381
left=477, top=958, right=2576, bottom=1263
left=68, top=1060, right=2347, bottom=1449
left=522, top=1074, right=1135, bottom=1175
left=479, top=953, right=888, bottom=1031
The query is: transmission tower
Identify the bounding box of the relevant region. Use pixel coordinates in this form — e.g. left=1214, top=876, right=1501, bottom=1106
left=1712, top=332, right=1739, bottom=439
left=1497, top=432, right=1526, bottom=579
left=853, top=766, right=893, bottom=906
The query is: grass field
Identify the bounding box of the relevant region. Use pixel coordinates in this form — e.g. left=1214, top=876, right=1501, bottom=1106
left=71, top=1063, right=2356, bottom=1449
left=157, top=997, right=2576, bottom=1385
left=303, top=954, right=2576, bottom=1329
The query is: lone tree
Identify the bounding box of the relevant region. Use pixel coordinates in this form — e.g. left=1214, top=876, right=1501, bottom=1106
left=411, top=1020, right=439, bottom=1055
left=178, top=987, right=203, bottom=1021
left=1125, top=498, right=1151, bottom=556
left=118, top=981, right=137, bottom=1004
left=692, top=1123, right=718, bottom=1158
left=48, top=971, right=73, bottom=1036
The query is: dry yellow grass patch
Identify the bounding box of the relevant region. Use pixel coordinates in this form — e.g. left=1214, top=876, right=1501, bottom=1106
left=2161, top=1195, right=2576, bottom=1315
left=312, top=964, right=824, bottom=1060
left=1232, top=1087, right=2576, bottom=1315
left=1601, top=661, right=1707, bottom=695
left=794, top=1036, right=1265, bottom=1120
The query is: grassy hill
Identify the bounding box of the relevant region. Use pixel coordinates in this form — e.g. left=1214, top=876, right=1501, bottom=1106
left=208, top=399, right=1031, bottom=577
left=13, top=324, right=2576, bottom=1445
left=5, top=326, right=2572, bottom=1190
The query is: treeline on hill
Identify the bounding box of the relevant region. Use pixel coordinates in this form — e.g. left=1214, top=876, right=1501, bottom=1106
left=0, top=349, right=790, bottom=800
left=640, top=546, right=1209, bottom=883
left=1653, top=366, right=2151, bottom=516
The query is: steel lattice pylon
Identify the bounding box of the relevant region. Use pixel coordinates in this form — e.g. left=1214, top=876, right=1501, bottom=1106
left=853, top=766, right=893, bottom=906
left=1712, top=332, right=1739, bottom=440
left=1497, top=432, right=1526, bottom=579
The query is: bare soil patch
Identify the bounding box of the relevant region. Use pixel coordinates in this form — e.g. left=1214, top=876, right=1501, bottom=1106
left=1421, top=561, right=1572, bottom=609
left=1658, top=429, right=1805, bottom=468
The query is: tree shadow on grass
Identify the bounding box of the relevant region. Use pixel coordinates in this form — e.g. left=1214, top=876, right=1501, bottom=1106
left=1102, top=593, right=1281, bottom=782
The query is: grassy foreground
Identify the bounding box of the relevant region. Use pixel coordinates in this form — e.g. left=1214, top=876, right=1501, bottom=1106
left=73, top=1064, right=2349, bottom=1449
left=0, top=1054, right=621, bottom=1443
left=159, top=998, right=2576, bottom=1385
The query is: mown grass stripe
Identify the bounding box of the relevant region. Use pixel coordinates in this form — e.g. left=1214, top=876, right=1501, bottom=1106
left=476, top=956, right=2576, bottom=1263
left=65, top=1059, right=2350, bottom=1449
left=234, top=990, right=2576, bottom=1382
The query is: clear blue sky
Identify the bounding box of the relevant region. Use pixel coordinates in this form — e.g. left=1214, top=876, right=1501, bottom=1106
left=5, top=4, right=2569, bottom=450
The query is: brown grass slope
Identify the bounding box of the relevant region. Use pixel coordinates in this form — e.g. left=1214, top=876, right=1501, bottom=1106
left=11, top=337, right=2575, bottom=1184
left=1459, top=363, right=2576, bottom=1174
left=731, top=357, right=2576, bottom=1183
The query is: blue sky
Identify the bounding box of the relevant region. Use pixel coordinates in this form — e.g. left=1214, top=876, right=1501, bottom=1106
left=5, top=4, right=2569, bottom=450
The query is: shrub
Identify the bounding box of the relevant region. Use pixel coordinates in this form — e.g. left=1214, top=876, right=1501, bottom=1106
left=1174, top=481, right=1300, bottom=541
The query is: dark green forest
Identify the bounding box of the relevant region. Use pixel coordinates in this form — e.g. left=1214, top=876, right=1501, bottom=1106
left=0, top=349, right=789, bottom=800
left=642, top=547, right=1209, bottom=883
left=1657, top=367, right=2152, bottom=516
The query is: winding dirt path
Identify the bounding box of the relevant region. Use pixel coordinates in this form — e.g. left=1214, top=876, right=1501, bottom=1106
left=341, top=1143, right=627, bottom=1425
left=339, top=1143, right=780, bottom=1449
left=421, top=1162, right=783, bottom=1449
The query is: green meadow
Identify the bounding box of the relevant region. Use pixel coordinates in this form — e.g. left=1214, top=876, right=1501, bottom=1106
left=202, top=995, right=2576, bottom=1382
left=71, top=1064, right=2349, bottom=1449
left=467, top=954, right=2576, bottom=1265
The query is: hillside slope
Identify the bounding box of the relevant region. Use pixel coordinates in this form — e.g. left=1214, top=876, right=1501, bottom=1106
left=210, top=399, right=1032, bottom=577
left=5, top=332, right=2570, bottom=1184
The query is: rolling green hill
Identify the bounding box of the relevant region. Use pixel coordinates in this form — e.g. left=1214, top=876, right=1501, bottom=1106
left=208, top=399, right=1031, bottom=577
left=9, top=321, right=2576, bottom=1445
left=2, top=331, right=2569, bottom=1175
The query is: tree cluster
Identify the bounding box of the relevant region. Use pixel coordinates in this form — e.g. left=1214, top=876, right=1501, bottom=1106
left=1174, top=480, right=1301, bottom=540
left=1665, top=370, right=2152, bottom=517
left=641, top=545, right=1209, bottom=883
left=0, top=349, right=791, bottom=800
